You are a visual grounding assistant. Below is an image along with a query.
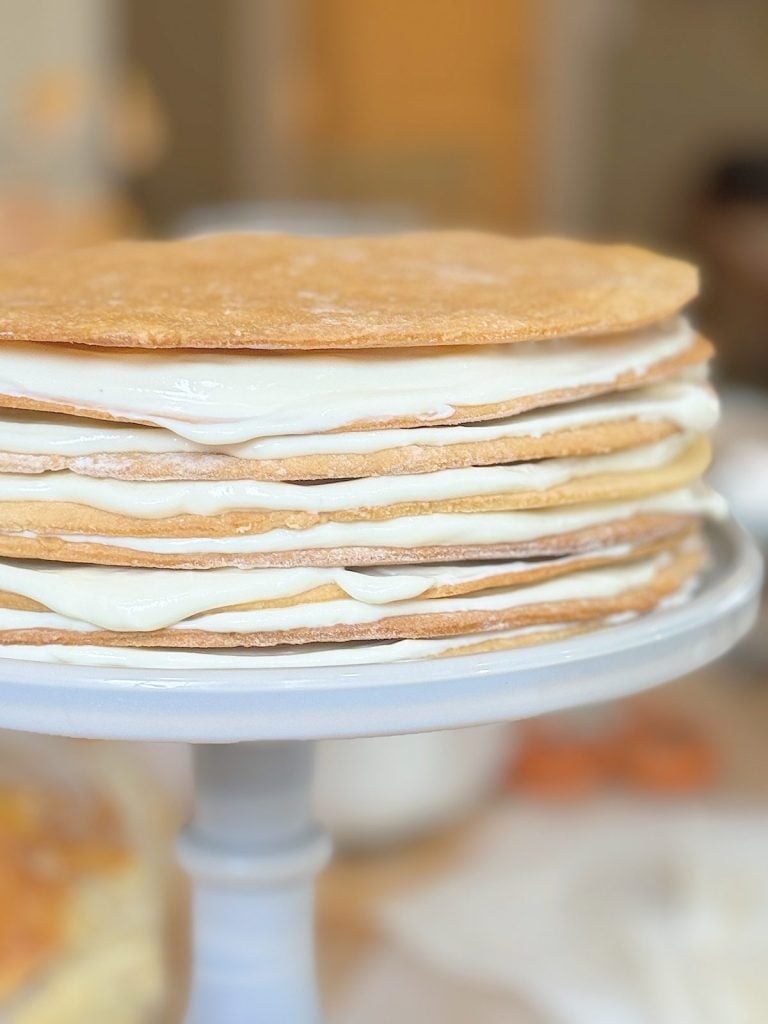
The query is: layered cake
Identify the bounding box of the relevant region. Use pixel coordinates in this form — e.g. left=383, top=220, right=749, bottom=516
left=0, top=231, right=724, bottom=667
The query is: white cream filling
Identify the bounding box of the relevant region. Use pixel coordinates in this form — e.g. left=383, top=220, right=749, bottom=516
left=0, top=545, right=634, bottom=632
left=0, top=381, right=718, bottom=460
left=0, top=435, right=695, bottom=517
left=21, top=487, right=726, bottom=554
left=0, top=552, right=672, bottom=635
left=0, top=622, right=584, bottom=668
left=0, top=318, right=696, bottom=443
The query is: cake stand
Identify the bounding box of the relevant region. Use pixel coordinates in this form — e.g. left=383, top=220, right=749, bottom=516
left=0, top=519, right=760, bottom=1024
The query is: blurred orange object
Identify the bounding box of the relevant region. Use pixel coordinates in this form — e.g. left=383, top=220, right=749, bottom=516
left=617, top=705, right=719, bottom=794
left=0, top=190, right=141, bottom=260
left=509, top=701, right=719, bottom=799
left=19, top=68, right=90, bottom=141
left=0, top=783, right=127, bottom=999
left=0, top=737, right=170, bottom=1023
left=510, top=720, right=605, bottom=799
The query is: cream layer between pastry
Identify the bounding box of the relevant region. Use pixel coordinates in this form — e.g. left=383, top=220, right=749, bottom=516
left=0, top=435, right=698, bottom=517
left=31, top=487, right=722, bottom=556
left=0, top=317, right=697, bottom=442
left=0, top=622, right=593, bottom=667
left=0, top=545, right=682, bottom=638
left=0, top=545, right=644, bottom=631
left=0, top=380, right=717, bottom=461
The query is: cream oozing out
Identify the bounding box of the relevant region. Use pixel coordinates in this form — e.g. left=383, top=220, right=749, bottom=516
left=0, top=318, right=697, bottom=443
left=0, top=544, right=638, bottom=632
left=0, top=435, right=697, bottom=517
left=19, top=486, right=727, bottom=555
left=0, top=622, right=591, bottom=668
left=0, top=550, right=677, bottom=635
left=0, top=381, right=718, bottom=459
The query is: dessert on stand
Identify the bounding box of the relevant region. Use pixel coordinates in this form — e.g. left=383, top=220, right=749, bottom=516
left=0, top=231, right=757, bottom=1022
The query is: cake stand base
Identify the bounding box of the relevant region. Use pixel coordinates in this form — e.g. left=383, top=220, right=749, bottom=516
left=178, top=742, right=329, bottom=1024
left=0, top=521, right=759, bottom=1023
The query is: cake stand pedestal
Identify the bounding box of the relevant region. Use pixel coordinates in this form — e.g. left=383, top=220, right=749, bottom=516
left=0, top=520, right=759, bottom=1023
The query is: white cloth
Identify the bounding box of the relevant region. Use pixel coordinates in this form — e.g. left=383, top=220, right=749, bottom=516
left=379, top=801, right=768, bottom=1024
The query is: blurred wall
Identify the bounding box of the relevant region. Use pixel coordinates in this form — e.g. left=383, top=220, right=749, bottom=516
left=19, top=0, right=762, bottom=245
left=0, top=0, right=115, bottom=198
left=0, top=0, right=155, bottom=254
left=124, top=0, right=232, bottom=228
left=595, top=0, right=768, bottom=246
left=125, top=0, right=543, bottom=232
left=297, top=0, right=539, bottom=229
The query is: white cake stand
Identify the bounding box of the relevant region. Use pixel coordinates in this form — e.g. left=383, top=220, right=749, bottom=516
left=0, top=519, right=760, bottom=1024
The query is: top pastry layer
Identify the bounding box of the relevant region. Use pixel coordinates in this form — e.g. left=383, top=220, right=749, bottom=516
left=0, top=232, right=697, bottom=350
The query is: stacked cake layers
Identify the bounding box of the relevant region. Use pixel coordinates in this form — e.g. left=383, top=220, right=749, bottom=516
left=0, top=232, right=724, bottom=667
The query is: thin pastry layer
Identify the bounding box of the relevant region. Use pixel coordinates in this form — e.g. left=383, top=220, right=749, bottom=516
left=0, top=489, right=722, bottom=568
left=0, top=621, right=608, bottom=667
left=0, top=437, right=710, bottom=540
left=0, top=534, right=683, bottom=629
left=0, top=540, right=702, bottom=648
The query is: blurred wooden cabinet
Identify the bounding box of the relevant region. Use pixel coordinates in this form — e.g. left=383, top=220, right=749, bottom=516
left=298, top=0, right=539, bottom=228
left=127, top=0, right=542, bottom=231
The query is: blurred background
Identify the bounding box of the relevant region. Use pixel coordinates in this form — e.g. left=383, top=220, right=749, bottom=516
left=1, top=2, right=768, bottom=1022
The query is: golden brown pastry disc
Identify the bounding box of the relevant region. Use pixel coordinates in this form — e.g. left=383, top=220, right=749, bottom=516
left=0, top=232, right=697, bottom=350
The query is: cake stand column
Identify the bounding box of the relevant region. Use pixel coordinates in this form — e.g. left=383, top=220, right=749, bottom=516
left=178, top=741, right=331, bottom=1024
